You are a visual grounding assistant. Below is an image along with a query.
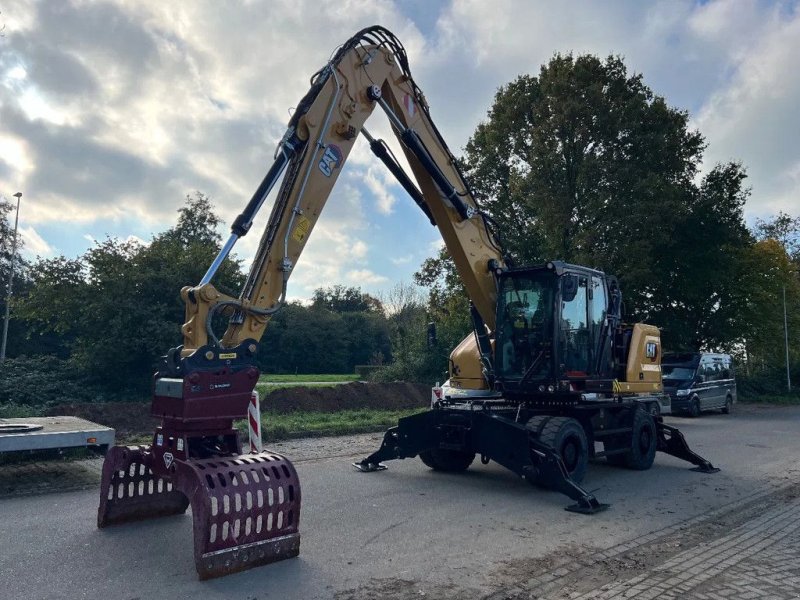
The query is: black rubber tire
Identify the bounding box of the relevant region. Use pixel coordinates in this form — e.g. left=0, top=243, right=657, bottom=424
left=605, top=409, right=657, bottom=470
left=625, top=409, right=657, bottom=470
left=536, top=416, right=589, bottom=484
left=721, top=395, right=733, bottom=415
left=419, top=448, right=475, bottom=472
left=689, top=397, right=701, bottom=418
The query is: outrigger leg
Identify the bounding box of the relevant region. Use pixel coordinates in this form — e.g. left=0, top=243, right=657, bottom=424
left=656, top=420, right=720, bottom=473
left=354, top=409, right=608, bottom=514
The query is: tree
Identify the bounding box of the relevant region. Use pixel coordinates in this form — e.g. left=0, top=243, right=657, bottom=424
left=310, top=285, right=383, bottom=313
left=256, top=297, right=392, bottom=374
left=754, top=212, right=800, bottom=265
left=15, top=193, right=245, bottom=390
left=421, top=54, right=751, bottom=353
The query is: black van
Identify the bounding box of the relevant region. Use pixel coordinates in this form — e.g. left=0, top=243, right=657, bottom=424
left=662, top=353, right=736, bottom=417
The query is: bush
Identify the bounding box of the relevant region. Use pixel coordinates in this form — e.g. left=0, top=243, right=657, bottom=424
left=368, top=352, right=448, bottom=385
left=0, top=355, right=115, bottom=407
left=354, top=365, right=383, bottom=379
left=737, top=366, right=800, bottom=402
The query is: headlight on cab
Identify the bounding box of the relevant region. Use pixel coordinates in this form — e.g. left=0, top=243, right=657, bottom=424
left=676, top=389, right=690, bottom=396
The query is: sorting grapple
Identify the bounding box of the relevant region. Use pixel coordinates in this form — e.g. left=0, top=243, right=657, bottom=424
left=98, top=341, right=301, bottom=579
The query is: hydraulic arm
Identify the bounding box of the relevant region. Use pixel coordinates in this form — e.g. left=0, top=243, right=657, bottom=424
left=97, top=26, right=509, bottom=580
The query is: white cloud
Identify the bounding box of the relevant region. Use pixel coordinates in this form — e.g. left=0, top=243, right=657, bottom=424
left=692, top=2, right=800, bottom=218
left=344, top=269, right=390, bottom=285
left=0, top=0, right=798, bottom=300
left=17, top=225, right=54, bottom=258
left=362, top=166, right=398, bottom=215
left=391, top=254, right=413, bottom=265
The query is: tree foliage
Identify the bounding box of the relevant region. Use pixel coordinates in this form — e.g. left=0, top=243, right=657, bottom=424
left=15, top=193, right=244, bottom=390
left=422, top=54, right=752, bottom=352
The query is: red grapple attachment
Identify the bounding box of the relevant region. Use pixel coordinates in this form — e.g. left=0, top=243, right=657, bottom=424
left=98, top=351, right=301, bottom=579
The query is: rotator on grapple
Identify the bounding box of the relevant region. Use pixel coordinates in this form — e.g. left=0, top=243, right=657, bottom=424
left=98, top=25, right=719, bottom=579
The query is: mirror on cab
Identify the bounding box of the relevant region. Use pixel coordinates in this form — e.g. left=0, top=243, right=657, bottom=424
left=561, top=274, right=579, bottom=302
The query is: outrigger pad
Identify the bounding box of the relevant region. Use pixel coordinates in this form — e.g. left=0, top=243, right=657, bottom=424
left=98, top=445, right=189, bottom=527
left=565, top=500, right=610, bottom=515
left=352, top=461, right=387, bottom=472
left=98, top=447, right=301, bottom=580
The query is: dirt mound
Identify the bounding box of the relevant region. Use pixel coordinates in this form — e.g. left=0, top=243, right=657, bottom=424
left=45, top=402, right=157, bottom=441
left=46, top=382, right=431, bottom=441
left=265, top=381, right=430, bottom=413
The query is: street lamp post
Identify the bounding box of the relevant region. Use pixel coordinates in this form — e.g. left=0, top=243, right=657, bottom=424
left=0, top=191, right=22, bottom=363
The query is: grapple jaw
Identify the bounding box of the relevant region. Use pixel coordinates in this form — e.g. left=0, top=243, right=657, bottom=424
left=180, top=452, right=301, bottom=579
left=98, top=345, right=301, bottom=579
left=98, top=444, right=301, bottom=579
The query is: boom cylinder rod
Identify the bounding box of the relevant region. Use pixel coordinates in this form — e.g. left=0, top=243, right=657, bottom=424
left=361, top=127, right=435, bottom=225
left=199, top=134, right=298, bottom=286
left=200, top=233, right=239, bottom=286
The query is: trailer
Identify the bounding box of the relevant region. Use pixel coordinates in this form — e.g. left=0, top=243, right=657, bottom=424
left=0, top=416, right=114, bottom=455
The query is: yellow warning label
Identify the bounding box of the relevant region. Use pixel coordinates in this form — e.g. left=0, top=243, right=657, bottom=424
left=219, top=352, right=237, bottom=360
left=291, top=215, right=311, bottom=243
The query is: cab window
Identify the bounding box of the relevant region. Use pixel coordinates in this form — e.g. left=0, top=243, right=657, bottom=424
left=561, top=276, right=589, bottom=375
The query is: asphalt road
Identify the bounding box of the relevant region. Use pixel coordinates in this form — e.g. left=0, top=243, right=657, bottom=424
left=1, top=405, right=798, bottom=600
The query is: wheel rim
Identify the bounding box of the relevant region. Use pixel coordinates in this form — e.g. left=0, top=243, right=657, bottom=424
left=561, top=436, right=581, bottom=472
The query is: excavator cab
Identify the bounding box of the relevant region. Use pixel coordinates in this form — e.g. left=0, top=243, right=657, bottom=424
left=494, top=262, right=618, bottom=398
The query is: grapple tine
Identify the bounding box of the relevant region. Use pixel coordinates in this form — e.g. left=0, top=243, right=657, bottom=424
left=175, top=451, right=302, bottom=579
left=98, top=445, right=189, bottom=528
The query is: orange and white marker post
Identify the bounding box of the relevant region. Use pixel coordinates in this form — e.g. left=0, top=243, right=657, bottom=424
left=431, top=381, right=442, bottom=408
left=248, top=390, right=262, bottom=453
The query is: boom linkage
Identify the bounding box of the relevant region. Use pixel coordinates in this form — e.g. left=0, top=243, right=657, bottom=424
left=179, top=26, right=504, bottom=355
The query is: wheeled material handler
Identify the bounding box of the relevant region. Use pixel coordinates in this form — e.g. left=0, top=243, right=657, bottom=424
left=98, top=26, right=717, bottom=579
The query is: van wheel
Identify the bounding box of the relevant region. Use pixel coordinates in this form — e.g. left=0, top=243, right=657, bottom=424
left=721, top=395, right=733, bottom=415
left=419, top=448, right=475, bottom=472
left=689, top=397, right=701, bottom=418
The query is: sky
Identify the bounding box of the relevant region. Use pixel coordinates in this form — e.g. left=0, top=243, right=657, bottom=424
left=0, top=0, right=798, bottom=301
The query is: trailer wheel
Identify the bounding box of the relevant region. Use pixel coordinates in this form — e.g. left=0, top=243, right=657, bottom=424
left=419, top=449, right=475, bottom=472
left=537, top=417, right=589, bottom=483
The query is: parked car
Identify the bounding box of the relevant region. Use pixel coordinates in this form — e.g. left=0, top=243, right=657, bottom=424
left=662, top=353, right=736, bottom=417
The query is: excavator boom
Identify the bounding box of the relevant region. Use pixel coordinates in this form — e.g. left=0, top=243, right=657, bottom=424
left=97, top=26, right=718, bottom=580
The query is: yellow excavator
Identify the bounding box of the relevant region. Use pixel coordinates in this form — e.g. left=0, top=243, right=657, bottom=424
left=97, top=26, right=717, bottom=580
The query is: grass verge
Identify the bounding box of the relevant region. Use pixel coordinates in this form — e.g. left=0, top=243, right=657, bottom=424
left=739, top=394, right=800, bottom=405
left=237, top=407, right=422, bottom=442
left=254, top=382, right=339, bottom=396
left=258, top=373, right=360, bottom=384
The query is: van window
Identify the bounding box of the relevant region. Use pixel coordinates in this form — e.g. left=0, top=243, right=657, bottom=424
left=721, top=357, right=733, bottom=379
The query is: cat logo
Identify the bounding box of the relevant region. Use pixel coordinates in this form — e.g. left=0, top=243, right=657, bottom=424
left=318, top=144, right=343, bottom=177
left=645, top=341, right=658, bottom=359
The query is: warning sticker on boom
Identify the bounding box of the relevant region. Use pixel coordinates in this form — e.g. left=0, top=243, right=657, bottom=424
left=292, top=215, right=311, bottom=243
